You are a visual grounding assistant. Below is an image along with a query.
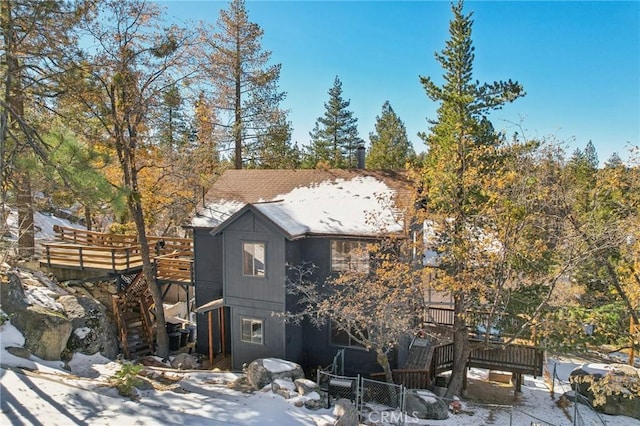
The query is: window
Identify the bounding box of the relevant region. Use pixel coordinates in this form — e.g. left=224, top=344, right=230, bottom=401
left=330, top=320, right=366, bottom=348
left=241, top=318, right=263, bottom=344
left=243, top=242, right=265, bottom=277
left=331, top=240, right=369, bottom=273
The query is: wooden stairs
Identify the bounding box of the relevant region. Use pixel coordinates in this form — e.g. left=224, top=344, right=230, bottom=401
left=112, top=271, right=155, bottom=359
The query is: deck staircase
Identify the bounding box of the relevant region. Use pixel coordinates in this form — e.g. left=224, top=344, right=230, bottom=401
left=112, top=271, right=155, bottom=359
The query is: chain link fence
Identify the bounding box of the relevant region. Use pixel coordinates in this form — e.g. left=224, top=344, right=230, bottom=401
left=318, top=366, right=610, bottom=425
left=549, top=362, right=607, bottom=426
left=317, top=370, right=360, bottom=411
left=361, top=377, right=405, bottom=410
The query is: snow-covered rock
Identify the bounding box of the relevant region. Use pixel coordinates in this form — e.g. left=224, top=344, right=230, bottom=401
left=404, top=389, right=449, bottom=420
left=246, top=358, right=305, bottom=391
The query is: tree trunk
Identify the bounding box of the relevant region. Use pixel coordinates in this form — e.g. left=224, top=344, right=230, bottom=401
left=233, top=32, right=242, bottom=170
left=16, top=167, right=34, bottom=258
left=376, top=349, right=400, bottom=407
left=129, top=199, right=169, bottom=358
left=3, top=11, right=35, bottom=259
left=445, top=294, right=469, bottom=398
left=376, top=349, right=394, bottom=384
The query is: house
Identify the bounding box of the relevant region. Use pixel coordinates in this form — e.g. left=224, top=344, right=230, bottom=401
left=188, top=168, right=415, bottom=375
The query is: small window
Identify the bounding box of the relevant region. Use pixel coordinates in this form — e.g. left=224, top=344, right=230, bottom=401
left=331, top=240, right=369, bottom=273
left=330, top=320, right=366, bottom=348
left=241, top=318, right=263, bottom=344
left=243, top=242, right=265, bottom=277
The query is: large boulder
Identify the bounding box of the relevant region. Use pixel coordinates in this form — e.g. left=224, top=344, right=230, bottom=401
left=171, top=353, right=199, bottom=370
left=58, top=295, right=119, bottom=359
left=570, top=363, right=640, bottom=420
left=2, top=272, right=72, bottom=360
left=10, top=305, right=72, bottom=360
left=295, top=378, right=321, bottom=396
left=334, top=399, right=359, bottom=426
left=404, top=389, right=449, bottom=420
left=246, top=358, right=305, bottom=391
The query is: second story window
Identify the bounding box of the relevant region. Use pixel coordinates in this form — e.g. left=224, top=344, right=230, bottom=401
left=243, top=242, right=266, bottom=277
left=331, top=240, right=369, bottom=273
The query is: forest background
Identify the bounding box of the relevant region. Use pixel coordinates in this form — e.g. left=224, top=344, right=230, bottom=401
left=1, top=0, right=639, bottom=398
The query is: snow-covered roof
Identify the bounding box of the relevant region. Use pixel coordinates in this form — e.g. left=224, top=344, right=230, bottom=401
left=190, top=169, right=412, bottom=239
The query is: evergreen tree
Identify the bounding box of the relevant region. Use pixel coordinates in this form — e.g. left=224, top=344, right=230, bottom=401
left=198, top=0, right=288, bottom=169
left=248, top=117, right=301, bottom=169
left=367, top=101, right=415, bottom=169
left=584, top=140, right=599, bottom=170
left=1, top=0, right=89, bottom=257
left=605, top=152, right=624, bottom=169
left=418, top=1, right=524, bottom=398
left=306, top=76, right=361, bottom=168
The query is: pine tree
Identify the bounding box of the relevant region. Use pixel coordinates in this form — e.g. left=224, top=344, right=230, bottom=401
left=418, top=1, right=524, bottom=398
left=307, top=76, right=361, bottom=168
left=198, top=0, right=287, bottom=169
left=249, top=117, right=301, bottom=169
left=367, top=101, right=415, bottom=169
left=1, top=0, right=89, bottom=258
left=71, top=0, right=194, bottom=356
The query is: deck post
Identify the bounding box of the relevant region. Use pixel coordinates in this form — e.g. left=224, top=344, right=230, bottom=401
left=220, top=307, right=226, bottom=355
left=79, top=247, right=84, bottom=270
left=208, top=310, right=214, bottom=367
left=514, top=373, right=523, bottom=395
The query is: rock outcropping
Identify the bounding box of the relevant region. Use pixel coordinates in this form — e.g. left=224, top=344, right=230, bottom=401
left=1, top=267, right=118, bottom=361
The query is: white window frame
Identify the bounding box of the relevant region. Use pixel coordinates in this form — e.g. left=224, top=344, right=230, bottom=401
left=240, top=317, right=263, bottom=345
left=243, top=241, right=266, bottom=277
left=331, top=240, right=369, bottom=273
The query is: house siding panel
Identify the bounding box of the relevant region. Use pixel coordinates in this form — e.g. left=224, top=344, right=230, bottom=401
left=223, top=210, right=287, bottom=369
left=193, top=229, right=223, bottom=355
left=291, top=237, right=385, bottom=376
left=231, top=306, right=286, bottom=370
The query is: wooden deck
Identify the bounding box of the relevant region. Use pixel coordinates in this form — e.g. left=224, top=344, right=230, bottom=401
left=380, top=306, right=545, bottom=389
left=40, top=226, right=193, bottom=283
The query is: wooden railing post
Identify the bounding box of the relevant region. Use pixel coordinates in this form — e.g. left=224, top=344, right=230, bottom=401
left=78, top=247, right=84, bottom=270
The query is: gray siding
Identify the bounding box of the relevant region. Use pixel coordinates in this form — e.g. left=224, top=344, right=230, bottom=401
left=231, top=306, right=286, bottom=370
left=288, top=237, right=387, bottom=376
left=193, top=229, right=223, bottom=355
left=222, top=210, right=287, bottom=369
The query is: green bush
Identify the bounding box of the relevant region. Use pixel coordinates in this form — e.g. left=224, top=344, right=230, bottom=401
left=111, top=363, right=144, bottom=399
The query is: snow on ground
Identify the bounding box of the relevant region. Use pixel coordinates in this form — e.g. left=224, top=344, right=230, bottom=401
left=2, top=315, right=639, bottom=426
left=1, top=267, right=639, bottom=424
left=4, top=209, right=85, bottom=242
left=0, top=320, right=336, bottom=425
left=2, top=268, right=639, bottom=425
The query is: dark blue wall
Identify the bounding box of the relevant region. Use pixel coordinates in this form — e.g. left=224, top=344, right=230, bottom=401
left=285, top=237, right=388, bottom=377
left=221, top=210, right=287, bottom=370
left=194, top=229, right=223, bottom=355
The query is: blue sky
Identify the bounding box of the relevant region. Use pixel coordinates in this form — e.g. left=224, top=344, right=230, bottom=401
left=162, top=0, right=639, bottom=164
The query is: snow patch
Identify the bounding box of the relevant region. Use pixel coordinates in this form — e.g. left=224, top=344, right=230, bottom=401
left=263, top=358, right=298, bottom=373
left=74, top=327, right=91, bottom=339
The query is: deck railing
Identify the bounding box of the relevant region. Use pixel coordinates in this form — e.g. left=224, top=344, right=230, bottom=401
left=43, top=243, right=142, bottom=272
left=430, top=341, right=544, bottom=378
left=155, top=252, right=193, bottom=283
left=42, top=226, right=193, bottom=281
left=469, top=343, right=544, bottom=376
left=424, top=306, right=528, bottom=339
